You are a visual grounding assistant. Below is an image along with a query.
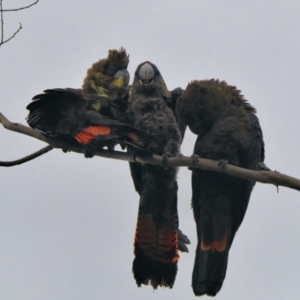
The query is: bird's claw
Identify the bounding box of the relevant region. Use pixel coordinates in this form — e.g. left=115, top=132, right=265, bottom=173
left=108, top=143, right=116, bottom=151
left=188, top=154, right=199, bottom=171
left=178, top=229, right=191, bottom=253
left=258, top=162, right=271, bottom=171
left=132, top=150, right=139, bottom=163
left=84, top=150, right=94, bottom=159
left=62, top=148, right=70, bottom=153
left=131, top=149, right=152, bottom=163
left=161, top=152, right=173, bottom=170
left=258, top=163, right=279, bottom=192
left=218, top=159, right=228, bottom=172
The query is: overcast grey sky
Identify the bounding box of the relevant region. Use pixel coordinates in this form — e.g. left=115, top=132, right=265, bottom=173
left=1, top=0, right=300, bottom=299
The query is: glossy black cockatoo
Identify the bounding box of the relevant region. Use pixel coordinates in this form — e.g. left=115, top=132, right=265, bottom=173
left=176, top=79, right=265, bottom=297
left=26, top=48, right=150, bottom=156
left=127, top=61, right=183, bottom=289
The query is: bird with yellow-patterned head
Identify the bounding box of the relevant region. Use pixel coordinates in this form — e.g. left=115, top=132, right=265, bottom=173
left=176, top=79, right=265, bottom=297
left=26, top=48, right=150, bottom=155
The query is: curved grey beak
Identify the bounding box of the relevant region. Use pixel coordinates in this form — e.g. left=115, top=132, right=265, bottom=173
left=138, top=62, right=155, bottom=85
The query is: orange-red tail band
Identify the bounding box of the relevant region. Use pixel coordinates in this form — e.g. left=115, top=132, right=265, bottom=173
left=75, top=126, right=112, bottom=144
left=134, top=215, right=179, bottom=264
left=200, top=229, right=228, bottom=252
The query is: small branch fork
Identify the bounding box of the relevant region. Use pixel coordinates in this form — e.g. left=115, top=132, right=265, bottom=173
left=0, top=0, right=39, bottom=47
left=1, top=111, right=300, bottom=192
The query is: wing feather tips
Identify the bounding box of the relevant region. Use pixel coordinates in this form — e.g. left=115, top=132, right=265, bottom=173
left=26, top=89, right=68, bottom=130
left=26, top=114, right=41, bottom=128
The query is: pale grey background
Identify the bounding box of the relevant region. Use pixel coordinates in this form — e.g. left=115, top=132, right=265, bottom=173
left=1, top=1, right=300, bottom=299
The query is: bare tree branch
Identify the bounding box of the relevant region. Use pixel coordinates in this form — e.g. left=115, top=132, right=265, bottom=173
left=1, top=0, right=39, bottom=12
left=0, top=0, right=39, bottom=47
left=0, top=22, right=22, bottom=46
left=0, top=0, right=3, bottom=44
left=0, top=145, right=53, bottom=167
left=0, top=111, right=86, bottom=150
left=1, top=111, right=300, bottom=191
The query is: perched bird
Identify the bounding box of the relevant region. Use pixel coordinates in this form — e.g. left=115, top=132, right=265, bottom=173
left=26, top=53, right=190, bottom=287
left=176, top=79, right=265, bottom=296
left=127, top=61, right=183, bottom=289
left=26, top=48, right=150, bottom=155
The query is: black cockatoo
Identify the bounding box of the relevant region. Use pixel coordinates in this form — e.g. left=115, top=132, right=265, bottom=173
left=127, top=61, right=183, bottom=289
left=26, top=48, right=150, bottom=155
left=176, top=79, right=265, bottom=296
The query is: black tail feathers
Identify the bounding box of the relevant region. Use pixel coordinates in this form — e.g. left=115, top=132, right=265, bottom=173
left=192, top=246, right=229, bottom=297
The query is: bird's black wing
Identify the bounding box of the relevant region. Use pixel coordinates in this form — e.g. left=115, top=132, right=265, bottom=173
left=26, top=88, right=120, bottom=134
left=128, top=149, right=144, bottom=194
left=177, top=79, right=265, bottom=297
left=128, top=62, right=183, bottom=289
left=26, top=88, right=90, bottom=136
left=165, top=87, right=187, bottom=143
left=26, top=88, right=151, bottom=155
left=232, top=112, right=265, bottom=240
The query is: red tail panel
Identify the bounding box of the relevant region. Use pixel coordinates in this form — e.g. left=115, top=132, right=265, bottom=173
left=133, top=214, right=179, bottom=288
left=74, top=126, right=112, bottom=144
left=200, top=229, right=228, bottom=252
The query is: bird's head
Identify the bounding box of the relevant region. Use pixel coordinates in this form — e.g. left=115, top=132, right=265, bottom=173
left=82, top=47, right=130, bottom=99
left=113, top=68, right=130, bottom=86
left=131, top=61, right=171, bottom=98
left=177, top=80, right=230, bottom=136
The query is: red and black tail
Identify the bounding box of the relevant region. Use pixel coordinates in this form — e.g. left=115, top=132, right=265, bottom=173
left=192, top=229, right=230, bottom=296
left=74, top=124, right=151, bottom=152
left=133, top=213, right=179, bottom=289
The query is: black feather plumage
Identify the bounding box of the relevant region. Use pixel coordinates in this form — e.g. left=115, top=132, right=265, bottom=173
left=177, top=79, right=264, bottom=296
left=26, top=49, right=151, bottom=155
left=127, top=61, right=182, bottom=289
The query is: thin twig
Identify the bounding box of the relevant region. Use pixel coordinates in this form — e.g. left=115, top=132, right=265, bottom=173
left=0, top=0, right=3, bottom=44
left=0, top=145, right=53, bottom=167
left=0, top=0, right=39, bottom=47
left=1, top=0, right=39, bottom=12
left=0, top=22, right=22, bottom=46
left=1, top=111, right=300, bottom=191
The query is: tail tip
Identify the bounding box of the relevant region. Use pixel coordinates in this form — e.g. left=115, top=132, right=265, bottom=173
left=133, top=257, right=177, bottom=289
left=192, top=281, right=222, bottom=297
